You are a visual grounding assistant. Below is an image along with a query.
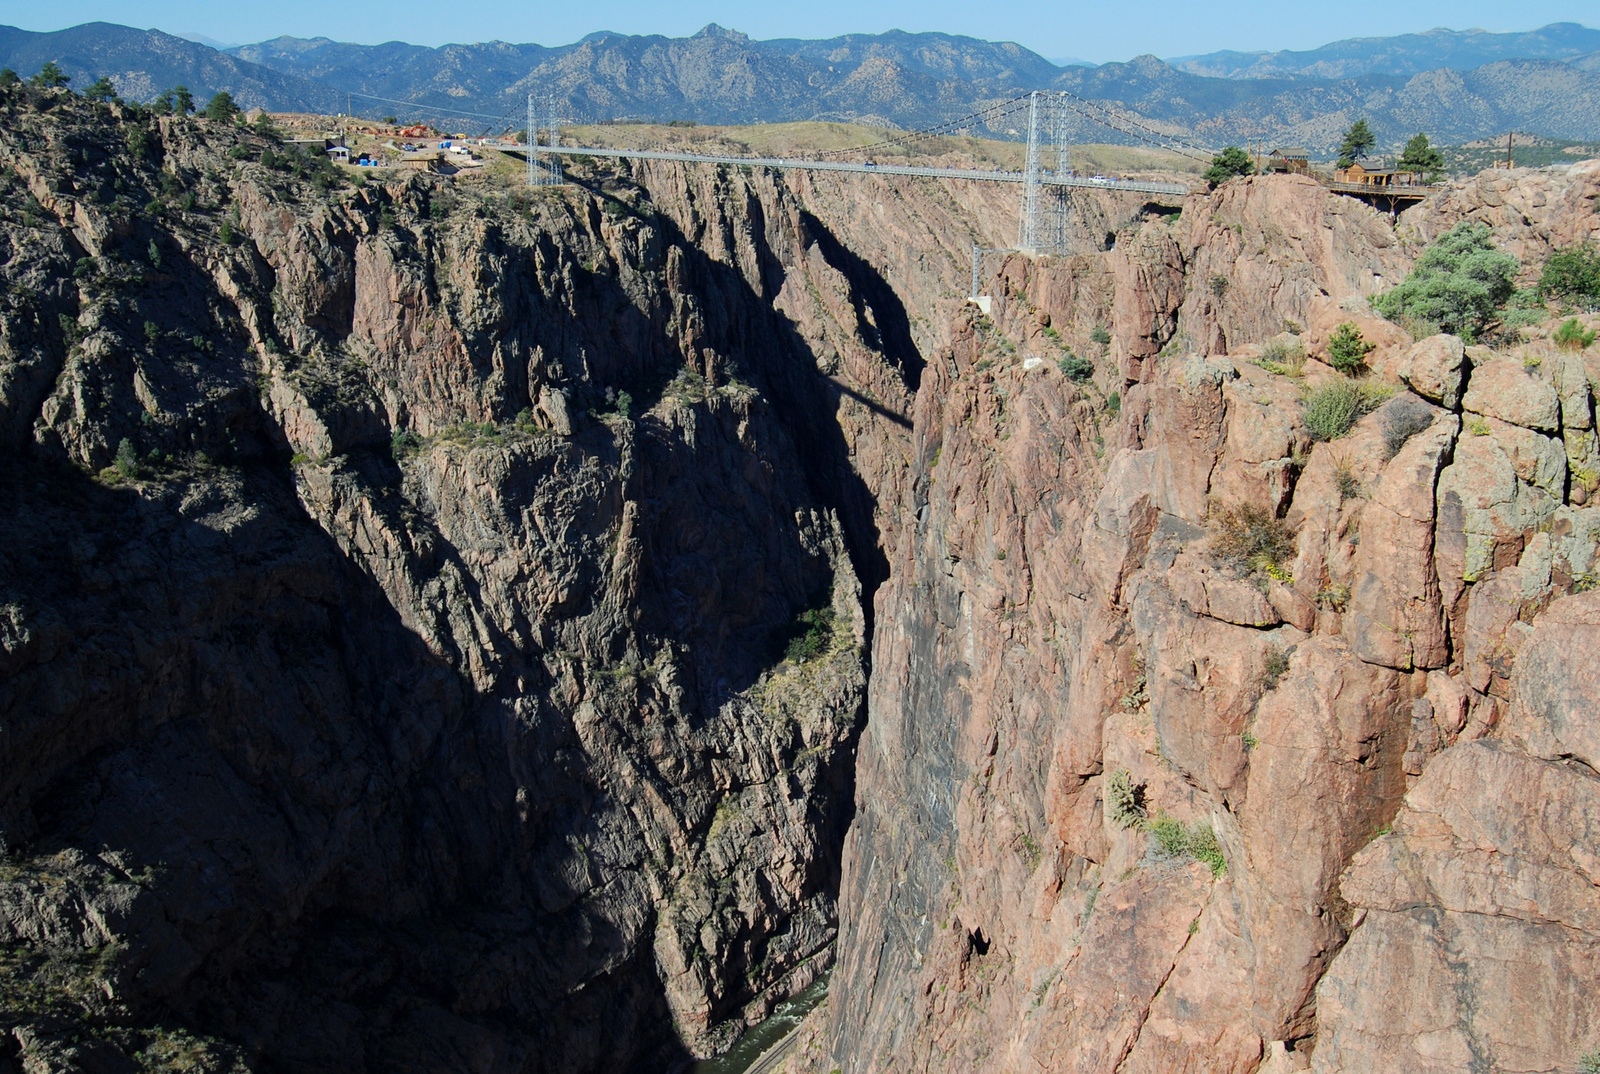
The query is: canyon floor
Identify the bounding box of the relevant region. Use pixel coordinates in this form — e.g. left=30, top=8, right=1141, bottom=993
left=2, top=88, right=1600, bottom=1074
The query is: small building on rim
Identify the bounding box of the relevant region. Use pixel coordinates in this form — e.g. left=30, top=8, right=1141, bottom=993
left=1333, top=162, right=1421, bottom=187
left=1266, top=147, right=1310, bottom=175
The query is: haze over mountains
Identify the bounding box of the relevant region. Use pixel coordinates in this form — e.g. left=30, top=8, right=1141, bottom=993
left=1, top=20, right=1597, bottom=153
left=1171, top=21, right=1600, bottom=78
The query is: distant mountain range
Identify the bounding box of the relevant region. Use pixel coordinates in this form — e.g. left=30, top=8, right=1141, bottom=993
left=0, top=23, right=342, bottom=112
left=1, top=20, right=1598, bottom=154
left=1171, top=22, right=1600, bottom=79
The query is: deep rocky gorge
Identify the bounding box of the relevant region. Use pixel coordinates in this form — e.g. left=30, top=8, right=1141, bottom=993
left=1, top=92, right=1599, bottom=1074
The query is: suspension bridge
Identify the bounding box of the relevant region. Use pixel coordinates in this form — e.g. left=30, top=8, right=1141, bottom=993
left=504, top=90, right=1200, bottom=260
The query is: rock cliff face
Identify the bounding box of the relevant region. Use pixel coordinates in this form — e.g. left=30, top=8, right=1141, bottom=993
left=5, top=86, right=1600, bottom=1074
left=820, top=161, right=1600, bottom=1074
left=0, top=95, right=941, bottom=1071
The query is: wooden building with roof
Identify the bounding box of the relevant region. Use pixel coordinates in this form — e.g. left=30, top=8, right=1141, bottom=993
left=1266, top=147, right=1310, bottom=175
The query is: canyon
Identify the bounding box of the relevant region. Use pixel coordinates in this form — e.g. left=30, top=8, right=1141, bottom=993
left=1, top=86, right=1599, bottom=1074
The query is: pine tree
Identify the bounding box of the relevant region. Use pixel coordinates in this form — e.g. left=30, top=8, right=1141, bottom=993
left=1336, top=119, right=1375, bottom=169
left=82, top=76, right=116, bottom=102
left=29, top=60, right=70, bottom=89
left=1397, top=133, right=1443, bottom=180
left=173, top=85, right=195, bottom=115
left=204, top=90, right=239, bottom=122
left=1203, top=146, right=1255, bottom=185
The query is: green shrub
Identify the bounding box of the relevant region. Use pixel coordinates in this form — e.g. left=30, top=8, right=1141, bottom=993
left=784, top=607, right=836, bottom=663
left=1107, top=391, right=1121, bottom=418
left=1185, top=824, right=1227, bottom=876
left=1303, top=379, right=1391, bottom=442
left=1059, top=353, right=1093, bottom=381
left=1148, top=814, right=1226, bottom=876
left=1106, top=769, right=1146, bottom=829
left=1580, top=1049, right=1600, bottom=1074
left=1373, top=222, right=1518, bottom=341
left=1333, top=459, right=1361, bottom=502
left=390, top=429, right=423, bottom=459
left=114, top=438, right=141, bottom=479
left=1149, top=815, right=1189, bottom=855
left=1211, top=501, right=1297, bottom=575
left=1326, top=322, right=1374, bottom=374
left=1260, top=335, right=1306, bottom=372
left=1090, top=326, right=1111, bottom=346
left=1540, top=244, right=1600, bottom=308
left=1555, top=318, right=1597, bottom=352
left=1258, top=646, right=1290, bottom=691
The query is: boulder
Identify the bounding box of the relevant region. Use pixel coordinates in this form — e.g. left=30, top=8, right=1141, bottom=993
left=1462, top=358, right=1561, bottom=431
left=1393, top=334, right=1465, bottom=409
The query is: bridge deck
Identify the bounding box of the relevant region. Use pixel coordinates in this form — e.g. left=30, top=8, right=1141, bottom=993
left=1323, top=181, right=1436, bottom=200
left=503, top=144, right=1192, bottom=196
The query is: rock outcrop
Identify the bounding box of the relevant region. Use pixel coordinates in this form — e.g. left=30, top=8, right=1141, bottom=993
left=817, top=166, right=1600, bottom=1074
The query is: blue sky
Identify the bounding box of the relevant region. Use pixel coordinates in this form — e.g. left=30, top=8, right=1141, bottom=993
left=7, top=0, right=1595, bottom=61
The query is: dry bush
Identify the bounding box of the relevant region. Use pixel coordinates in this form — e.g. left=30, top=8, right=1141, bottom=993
left=1211, top=501, right=1297, bottom=575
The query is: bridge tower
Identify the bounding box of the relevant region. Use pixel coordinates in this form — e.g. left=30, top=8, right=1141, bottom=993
left=1052, top=92, right=1073, bottom=251
left=1018, top=91, right=1044, bottom=251
left=527, top=93, right=563, bottom=186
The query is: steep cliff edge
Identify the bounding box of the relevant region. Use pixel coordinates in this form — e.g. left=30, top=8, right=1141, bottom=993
left=0, top=93, right=940, bottom=1071
left=820, top=162, right=1600, bottom=1073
